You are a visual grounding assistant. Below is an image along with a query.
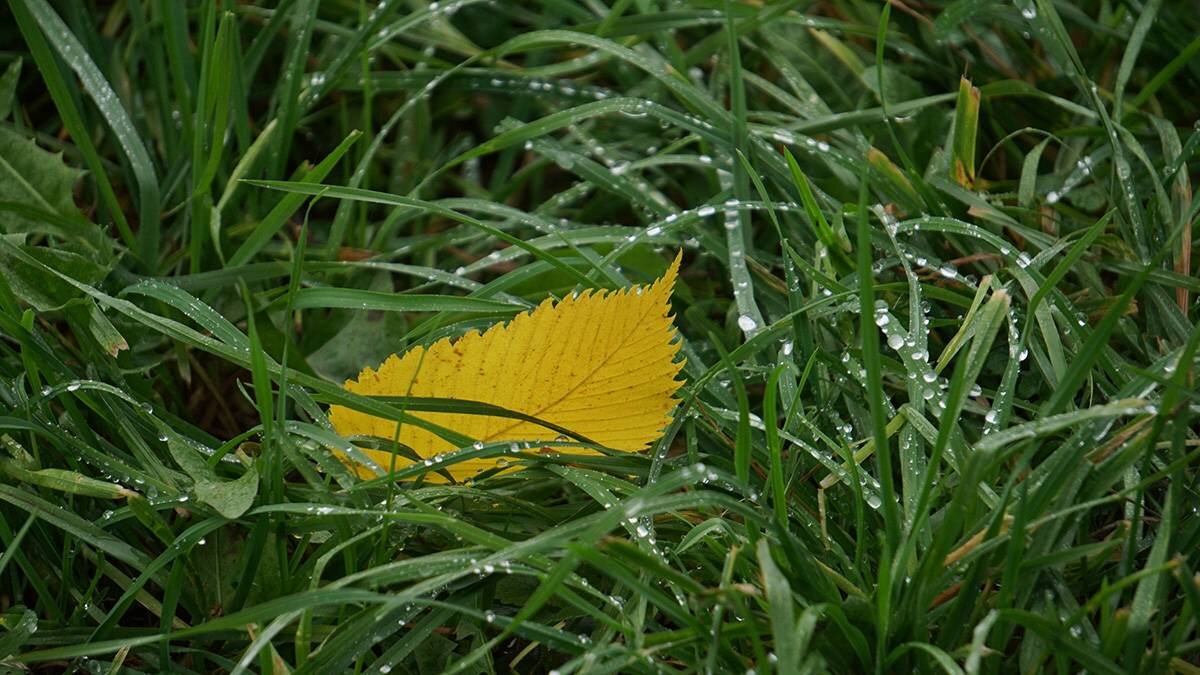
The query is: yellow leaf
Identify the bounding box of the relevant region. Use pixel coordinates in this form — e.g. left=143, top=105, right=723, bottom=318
left=330, top=253, right=685, bottom=481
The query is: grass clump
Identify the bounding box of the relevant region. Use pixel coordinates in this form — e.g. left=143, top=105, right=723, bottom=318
left=1, top=1, right=1199, bottom=673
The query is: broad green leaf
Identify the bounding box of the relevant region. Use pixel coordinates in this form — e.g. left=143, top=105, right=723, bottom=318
left=0, top=241, right=108, bottom=311
left=195, top=470, right=259, bottom=521
left=166, top=437, right=259, bottom=519
left=306, top=273, right=410, bottom=383
left=0, top=127, right=88, bottom=240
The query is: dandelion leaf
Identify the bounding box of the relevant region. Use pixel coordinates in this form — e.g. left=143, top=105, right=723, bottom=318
left=330, top=253, right=685, bottom=481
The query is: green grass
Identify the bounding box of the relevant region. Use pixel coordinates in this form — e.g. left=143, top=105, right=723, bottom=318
left=1, top=1, right=1198, bottom=673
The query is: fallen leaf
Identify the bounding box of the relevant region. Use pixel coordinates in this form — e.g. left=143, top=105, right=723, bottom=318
left=330, top=253, right=685, bottom=481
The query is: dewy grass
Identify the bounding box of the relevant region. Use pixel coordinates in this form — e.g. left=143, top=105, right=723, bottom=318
left=0, top=1, right=1198, bottom=673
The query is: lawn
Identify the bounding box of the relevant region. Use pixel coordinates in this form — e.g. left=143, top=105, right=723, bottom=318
left=1, top=1, right=1198, bottom=673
